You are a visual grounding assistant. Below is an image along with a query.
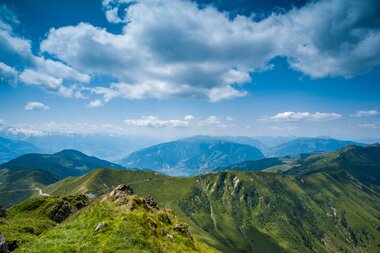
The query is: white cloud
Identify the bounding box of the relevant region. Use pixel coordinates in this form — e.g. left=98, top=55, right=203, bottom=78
left=24, top=101, right=50, bottom=111
left=37, top=0, right=380, bottom=104
left=7, top=127, right=45, bottom=136
left=87, top=99, right=104, bottom=108
left=359, top=123, right=380, bottom=129
left=20, top=69, right=62, bottom=89
left=260, top=111, right=342, bottom=122
left=0, top=10, right=90, bottom=97
left=124, top=115, right=191, bottom=128
left=184, top=115, right=194, bottom=121
left=0, top=61, right=18, bottom=85
left=124, top=114, right=233, bottom=129
left=1, top=0, right=379, bottom=103
left=105, top=8, right=122, bottom=23
left=352, top=110, right=379, bottom=117
left=199, top=115, right=227, bottom=128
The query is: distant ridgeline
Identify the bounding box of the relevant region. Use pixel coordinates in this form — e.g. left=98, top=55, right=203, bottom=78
left=0, top=144, right=379, bottom=252
left=0, top=149, right=125, bottom=207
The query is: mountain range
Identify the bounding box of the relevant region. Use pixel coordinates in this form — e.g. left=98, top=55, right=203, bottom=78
left=0, top=130, right=160, bottom=162
left=0, top=144, right=379, bottom=252
left=32, top=144, right=380, bottom=253
left=0, top=150, right=125, bottom=207
left=0, top=137, right=40, bottom=164
left=120, top=136, right=265, bottom=176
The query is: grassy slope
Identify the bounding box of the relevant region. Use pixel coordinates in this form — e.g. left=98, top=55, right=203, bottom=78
left=0, top=195, right=88, bottom=250
left=0, top=169, right=59, bottom=207
left=18, top=194, right=217, bottom=253
left=44, top=167, right=380, bottom=253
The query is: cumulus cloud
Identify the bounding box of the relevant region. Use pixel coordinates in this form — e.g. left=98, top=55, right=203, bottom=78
left=1, top=0, right=380, bottom=103
left=37, top=0, right=380, bottom=104
left=260, top=111, right=342, bottom=122
left=0, top=61, right=18, bottom=85
left=87, top=99, right=104, bottom=108
left=7, top=127, right=45, bottom=136
left=198, top=115, right=228, bottom=128
left=125, top=115, right=192, bottom=128
left=124, top=114, right=232, bottom=129
left=352, top=110, right=379, bottom=117
left=0, top=7, right=90, bottom=97
left=24, top=101, right=50, bottom=111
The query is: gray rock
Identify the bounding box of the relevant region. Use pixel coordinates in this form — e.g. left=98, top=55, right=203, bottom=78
left=94, top=222, right=107, bottom=235
left=146, top=196, right=159, bottom=209
left=0, top=234, right=9, bottom=253
left=47, top=201, right=73, bottom=223
left=114, top=184, right=134, bottom=195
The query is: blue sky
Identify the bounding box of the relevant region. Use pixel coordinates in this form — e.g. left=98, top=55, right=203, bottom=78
left=0, top=0, right=379, bottom=140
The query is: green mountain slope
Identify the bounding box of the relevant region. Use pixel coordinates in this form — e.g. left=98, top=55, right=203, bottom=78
left=269, top=137, right=364, bottom=157
left=0, top=169, right=59, bottom=207
left=0, top=149, right=126, bottom=207
left=200, top=157, right=285, bottom=174
left=42, top=145, right=380, bottom=253
left=285, top=144, right=380, bottom=186
left=120, top=136, right=265, bottom=176
left=0, top=185, right=217, bottom=253
left=0, top=149, right=125, bottom=178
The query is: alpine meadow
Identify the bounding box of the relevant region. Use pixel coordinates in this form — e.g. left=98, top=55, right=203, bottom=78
left=0, top=0, right=379, bottom=252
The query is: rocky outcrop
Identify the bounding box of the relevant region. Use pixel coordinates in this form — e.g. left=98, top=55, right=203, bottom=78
left=0, top=234, right=8, bottom=253
left=146, top=196, right=159, bottom=209
left=110, top=184, right=134, bottom=196
left=47, top=195, right=88, bottom=223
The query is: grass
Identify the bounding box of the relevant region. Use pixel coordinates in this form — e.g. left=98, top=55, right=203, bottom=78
left=15, top=191, right=217, bottom=253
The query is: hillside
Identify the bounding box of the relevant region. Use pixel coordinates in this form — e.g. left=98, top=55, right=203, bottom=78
left=0, top=137, right=40, bottom=164
left=268, top=137, right=364, bottom=157
left=0, top=185, right=217, bottom=253
left=285, top=144, right=380, bottom=186
left=120, top=136, right=265, bottom=176
left=200, top=157, right=285, bottom=174
left=0, top=169, right=59, bottom=207
left=0, top=150, right=126, bottom=207
left=0, top=149, right=125, bottom=178
left=43, top=145, right=380, bottom=253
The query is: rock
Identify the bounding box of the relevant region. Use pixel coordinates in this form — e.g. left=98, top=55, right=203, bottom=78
left=0, top=233, right=9, bottom=253
left=125, top=204, right=134, bottom=211
left=74, top=195, right=88, bottom=209
left=115, top=184, right=134, bottom=195
left=0, top=206, right=6, bottom=218
left=93, top=222, right=107, bottom=235
left=146, top=196, right=159, bottom=209
left=174, top=223, right=193, bottom=239
left=47, top=201, right=73, bottom=223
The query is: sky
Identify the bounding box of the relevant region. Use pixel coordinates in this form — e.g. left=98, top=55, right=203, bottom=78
left=0, top=0, right=379, bottom=141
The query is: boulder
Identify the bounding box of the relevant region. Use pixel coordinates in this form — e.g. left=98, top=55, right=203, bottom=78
left=115, top=184, right=134, bottom=195
left=0, top=234, right=9, bottom=253
left=93, top=222, right=107, bottom=235
left=146, top=196, right=159, bottom=209
left=47, top=201, right=73, bottom=223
